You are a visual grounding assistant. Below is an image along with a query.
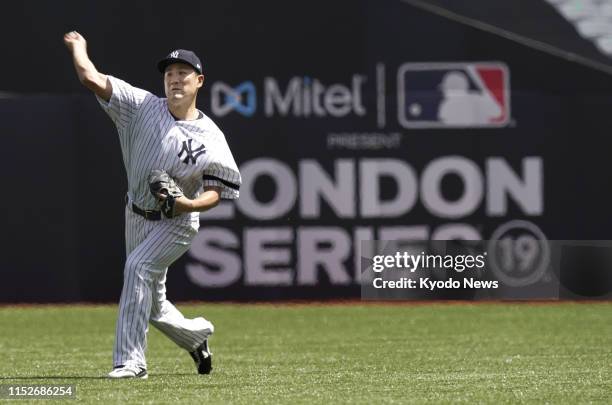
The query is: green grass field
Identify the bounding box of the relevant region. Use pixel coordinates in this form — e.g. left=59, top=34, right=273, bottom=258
left=0, top=302, right=611, bottom=404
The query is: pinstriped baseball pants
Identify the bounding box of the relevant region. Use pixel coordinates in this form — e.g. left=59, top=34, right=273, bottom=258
left=113, top=206, right=214, bottom=369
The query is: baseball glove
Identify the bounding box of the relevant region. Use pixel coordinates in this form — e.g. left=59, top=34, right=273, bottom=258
left=148, top=169, right=184, bottom=218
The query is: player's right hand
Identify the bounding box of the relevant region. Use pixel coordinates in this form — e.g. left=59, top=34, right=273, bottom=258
left=63, top=30, right=87, bottom=52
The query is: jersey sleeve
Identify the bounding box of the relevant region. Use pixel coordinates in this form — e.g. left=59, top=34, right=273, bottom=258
left=202, top=136, right=241, bottom=200
left=95, top=75, right=150, bottom=131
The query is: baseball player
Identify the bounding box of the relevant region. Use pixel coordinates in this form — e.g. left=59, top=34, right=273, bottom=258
left=63, top=31, right=241, bottom=379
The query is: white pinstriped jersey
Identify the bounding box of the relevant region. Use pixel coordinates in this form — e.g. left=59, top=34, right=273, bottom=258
left=96, top=76, right=241, bottom=226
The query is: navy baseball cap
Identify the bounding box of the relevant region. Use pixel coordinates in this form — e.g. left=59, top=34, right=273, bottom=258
left=157, top=49, right=203, bottom=74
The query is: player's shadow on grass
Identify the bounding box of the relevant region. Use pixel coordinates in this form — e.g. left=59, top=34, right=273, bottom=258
left=0, top=373, right=197, bottom=380
left=0, top=376, right=109, bottom=380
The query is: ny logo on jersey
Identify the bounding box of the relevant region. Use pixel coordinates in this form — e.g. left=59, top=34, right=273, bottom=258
left=170, top=50, right=180, bottom=58
left=178, top=139, right=206, bottom=164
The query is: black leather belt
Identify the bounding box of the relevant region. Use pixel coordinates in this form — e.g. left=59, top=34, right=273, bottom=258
left=131, top=203, right=162, bottom=221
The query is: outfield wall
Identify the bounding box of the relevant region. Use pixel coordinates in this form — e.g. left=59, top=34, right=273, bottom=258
left=2, top=0, right=612, bottom=302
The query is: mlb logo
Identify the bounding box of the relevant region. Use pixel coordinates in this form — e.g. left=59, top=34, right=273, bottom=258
left=397, top=62, right=511, bottom=128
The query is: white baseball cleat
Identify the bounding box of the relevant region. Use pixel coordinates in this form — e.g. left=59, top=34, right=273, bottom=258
left=107, top=365, right=148, bottom=379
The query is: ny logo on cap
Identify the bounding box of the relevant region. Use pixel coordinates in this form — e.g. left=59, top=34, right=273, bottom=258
left=170, top=50, right=180, bottom=58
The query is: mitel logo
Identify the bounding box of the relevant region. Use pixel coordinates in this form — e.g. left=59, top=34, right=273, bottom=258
left=211, top=81, right=257, bottom=117
left=210, top=76, right=366, bottom=118
left=397, top=62, right=511, bottom=128
left=264, top=75, right=366, bottom=118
